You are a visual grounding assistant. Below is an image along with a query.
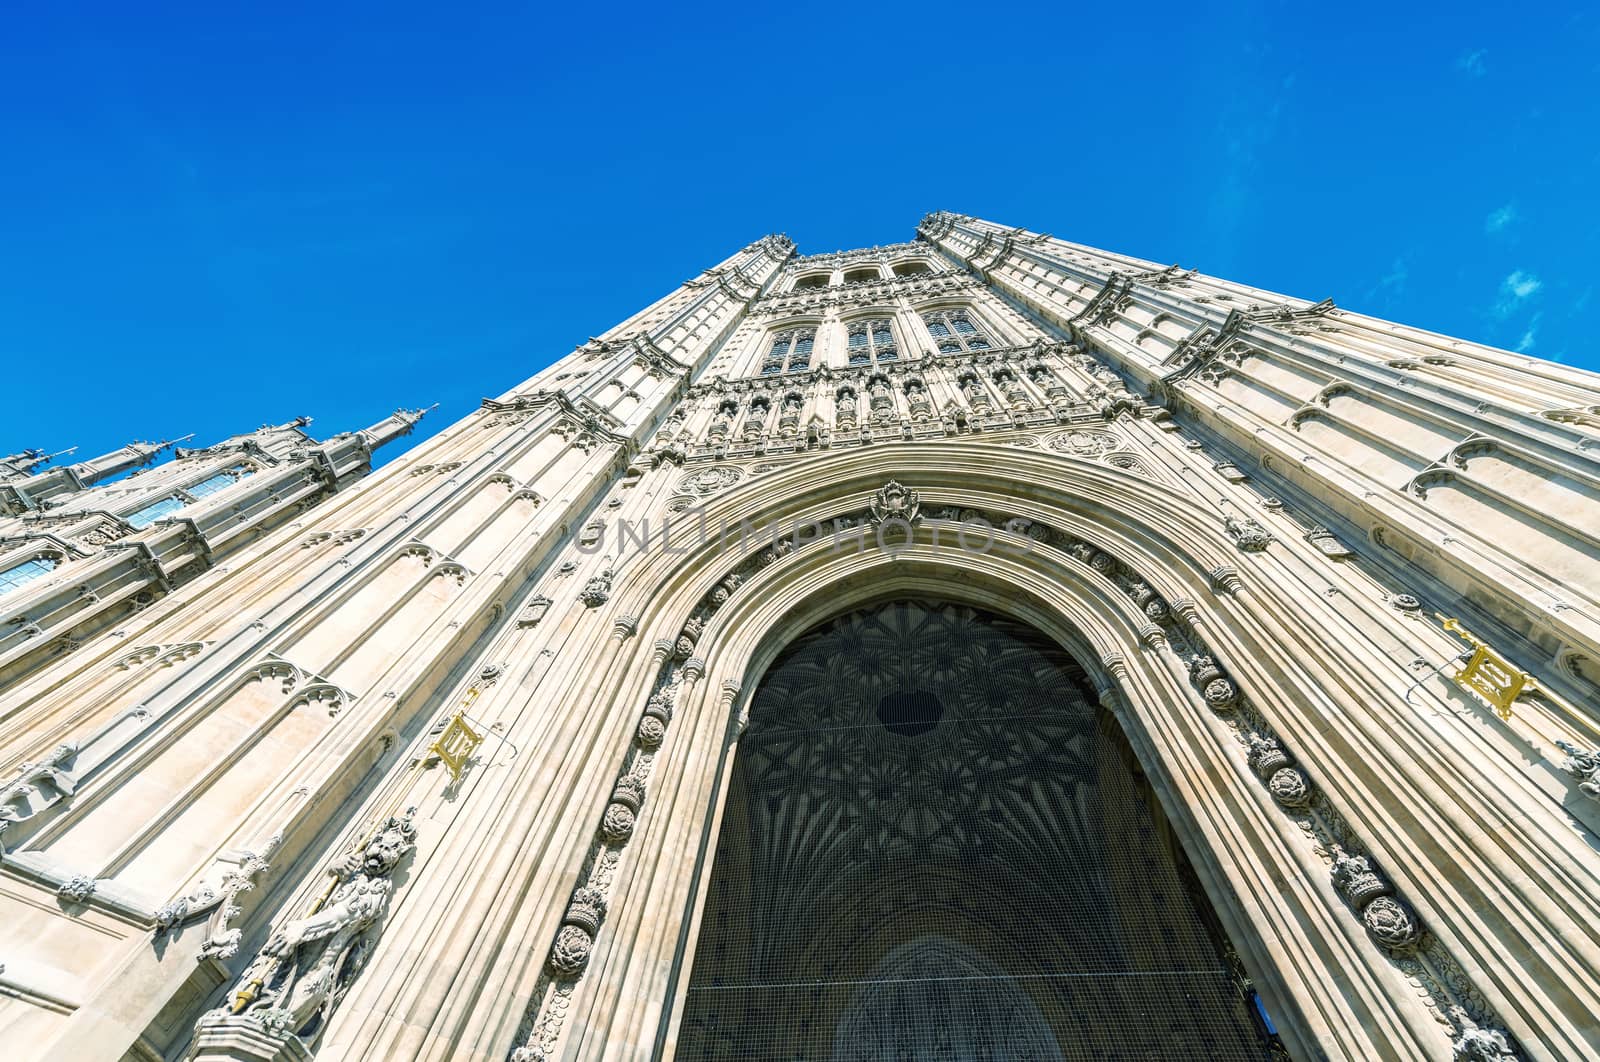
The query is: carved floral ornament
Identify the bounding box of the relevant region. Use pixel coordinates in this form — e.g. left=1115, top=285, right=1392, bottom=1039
left=507, top=483, right=1517, bottom=1062
left=677, top=465, right=742, bottom=497
left=1046, top=429, right=1119, bottom=457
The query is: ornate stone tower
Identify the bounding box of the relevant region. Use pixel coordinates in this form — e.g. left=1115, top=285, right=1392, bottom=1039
left=2, top=215, right=1598, bottom=1061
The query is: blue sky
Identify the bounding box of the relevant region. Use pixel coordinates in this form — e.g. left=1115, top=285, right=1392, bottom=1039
left=2, top=2, right=1596, bottom=466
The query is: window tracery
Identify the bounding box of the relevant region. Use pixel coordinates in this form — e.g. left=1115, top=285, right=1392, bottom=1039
left=186, top=465, right=254, bottom=500
left=126, top=495, right=187, bottom=529
left=0, top=555, right=57, bottom=597
left=922, top=308, right=993, bottom=354
left=846, top=318, right=898, bottom=366
left=761, top=329, right=815, bottom=375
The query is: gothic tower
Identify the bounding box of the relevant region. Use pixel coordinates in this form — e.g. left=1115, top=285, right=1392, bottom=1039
left=2, top=214, right=1598, bottom=1061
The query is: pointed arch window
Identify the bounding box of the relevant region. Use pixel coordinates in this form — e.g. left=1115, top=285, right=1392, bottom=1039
left=0, top=556, right=57, bottom=597
left=922, top=309, right=994, bottom=354
left=846, top=318, right=898, bottom=366
left=761, top=328, right=816, bottom=375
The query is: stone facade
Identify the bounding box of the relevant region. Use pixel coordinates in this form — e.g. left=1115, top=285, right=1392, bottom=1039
left=1, top=214, right=1598, bottom=1060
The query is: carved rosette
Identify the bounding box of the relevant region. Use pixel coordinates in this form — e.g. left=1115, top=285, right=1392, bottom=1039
left=547, top=925, right=594, bottom=979
left=1362, top=895, right=1421, bottom=954
left=636, top=691, right=674, bottom=750
left=673, top=617, right=704, bottom=660
left=1190, top=655, right=1239, bottom=711
left=1267, top=767, right=1311, bottom=808
left=599, top=804, right=635, bottom=844
left=599, top=775, right=646, bottom=844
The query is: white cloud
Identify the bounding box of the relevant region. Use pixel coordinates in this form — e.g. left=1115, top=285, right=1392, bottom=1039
left=1493, top=269, right=1542, bottom=320
left=1504, top=271, right=1541, bottom=298
left=1484, top=203, right=1516, bottom=234
left=1516, top=313, right=1542, bottom=353
left=1457, top=49, right=1488, bottom=77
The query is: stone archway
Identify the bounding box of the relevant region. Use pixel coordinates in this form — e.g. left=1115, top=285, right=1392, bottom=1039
left=522, top=451, right=1524, bottom=1062
left=672, top=598, right=1276, bottom=1060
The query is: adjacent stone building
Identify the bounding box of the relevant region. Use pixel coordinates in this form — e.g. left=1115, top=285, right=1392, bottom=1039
left=2, top=213, right=1598, bottom=1060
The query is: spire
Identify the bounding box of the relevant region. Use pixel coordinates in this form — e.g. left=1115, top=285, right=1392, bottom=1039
left=0, top=447, right=74, bottom=479
left=73, top=436, right=190, bottom=487
left=359, top=406, right=434, bottom=452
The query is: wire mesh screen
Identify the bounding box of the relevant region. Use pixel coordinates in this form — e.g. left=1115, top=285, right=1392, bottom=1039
left=676, top=600, right=1275, bottom=1060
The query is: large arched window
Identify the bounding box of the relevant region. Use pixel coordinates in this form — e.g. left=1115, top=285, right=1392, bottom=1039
left=922, top=308, right=994, bottom=354
left=674, top=599, right=1278, bottom=1059
left=845, top=318, right=898, bottom=366
left=0, top=555, right=58, bottom=597
left=761, top=329, right=816, bottom=375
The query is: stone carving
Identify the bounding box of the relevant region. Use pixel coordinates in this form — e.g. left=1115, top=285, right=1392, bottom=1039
left=79, top=521, right=129, bottom=547
left=835, top=386, right=858, bottom=429
left=1306, top=526, right=1354, bottom=559
left=1390, top=594, right=1422, bottom=612
left=548, top=925, right=594, bottom=979
left=579, top=565, right=614, bottom=608
left=1452, top=1026, right=1518, bottom=1061
left=679, top=466, right=742, bottom=497
left=708, top=572, right=743, bottom=607
left=215, top=809, right=417, bottom=1041
left=0, top=741, right=79, bottom=855
left=1223, top=514, right=1274, bottom=552
left=1189, top=656, right=1238, bottom=712
left=1363, top=895, right=1421, bottom=953
left=1126, top=581, right=1169, bottom=621
left=517, top=595, right=553, bottom=627
left=1268, top=767, right=1311, bottom=808
left=1554, top=740, right=1600, bottom=801
left=58, top=874, right=98, bottom=902
left=1330, top=845, right=1392, bottom=909
left=1047, top=429, right=1119, bottom=456
left=600, top=775, right=646, bottom=844
left=868, top=480, right=921, bottom=528
left=154, top=834, right=283, bottom=961
left=1245, top=734, right=1290, bottom=779
left=707, top=401, right=736, bottom=441
left=637, top=691, right=674, bottom=749
left=673, top=617, right=704, bottom=660
left=544, top=887, right=608, bottom=980
left=599, top=803, right=635, bottom=842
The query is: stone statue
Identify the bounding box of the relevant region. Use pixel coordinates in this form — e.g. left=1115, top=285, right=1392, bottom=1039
left=217, top=809, right=417, bottom=1042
